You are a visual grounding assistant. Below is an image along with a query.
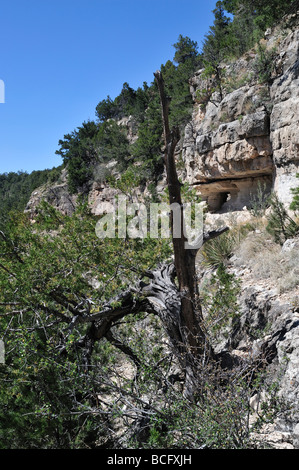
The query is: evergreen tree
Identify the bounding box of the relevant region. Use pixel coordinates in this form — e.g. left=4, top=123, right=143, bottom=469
left=202, top=2, right=232, bottom=99
left=290, top=173, right=299, bottom=211
left=131, top=86, right=164, bottom=179
left=173, top=34, right=199, bottom=66
left=114, top=82, right=137, bottom=118
left=0, top=167, right=62, bottom=228
left=56, top=120, right=98, bottom=193
left=95, top=95, right=116, bottom=122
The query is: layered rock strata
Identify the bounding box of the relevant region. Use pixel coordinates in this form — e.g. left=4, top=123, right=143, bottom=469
left=183, top=18, right=299, bottom=212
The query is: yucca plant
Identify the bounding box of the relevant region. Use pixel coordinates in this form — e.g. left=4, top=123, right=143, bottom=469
left=200, top=224, right=253, bottom=268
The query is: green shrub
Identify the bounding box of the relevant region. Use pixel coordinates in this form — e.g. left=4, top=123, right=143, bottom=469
left=130, top=361, right=285, bottom=449
left=290, top=173, right=299, bottom=212
left=249, top=180, right=271, bottom=217
left=201, top=224, right=252, bottom=268
left=252, top=44, right=277, bottom=84
left=266, top=192, right=299, bottom=244
left=201, top=263, right=241, bottom=336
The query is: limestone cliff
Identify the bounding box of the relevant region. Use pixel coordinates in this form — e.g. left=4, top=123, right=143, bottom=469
left=183, top=14, right=299, bottom=212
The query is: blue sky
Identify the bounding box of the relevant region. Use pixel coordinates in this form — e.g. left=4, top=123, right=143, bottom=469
left=0, top=0, right=218, bottom=174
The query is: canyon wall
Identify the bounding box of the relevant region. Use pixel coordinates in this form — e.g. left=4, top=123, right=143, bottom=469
left=183, top=16, right=299, bottom=212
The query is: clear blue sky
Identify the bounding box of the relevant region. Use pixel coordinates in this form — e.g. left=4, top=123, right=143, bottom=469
left=0, top=0, right=217, bottom=174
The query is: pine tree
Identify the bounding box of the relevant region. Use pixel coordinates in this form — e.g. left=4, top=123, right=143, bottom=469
left=290, top=173, right=299, bottom=211
left=266, top=193, right=299, bottom=244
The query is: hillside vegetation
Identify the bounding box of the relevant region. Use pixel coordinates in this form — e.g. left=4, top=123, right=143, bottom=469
left=0, top=167, right=62, bottom=228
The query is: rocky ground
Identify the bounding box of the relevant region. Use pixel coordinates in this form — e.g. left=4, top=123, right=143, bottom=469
left=198, top=212, right=299, bottom=449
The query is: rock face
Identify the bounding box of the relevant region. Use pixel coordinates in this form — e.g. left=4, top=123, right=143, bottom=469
left=183, top=17, right=299, bottom=212
left=197, top=231, right=299, bottom=449
left=25, top=168, right=78, bottom=217
left=240, top=270, right=299, bottom=448
left=271, top=29, right=299, bottom=206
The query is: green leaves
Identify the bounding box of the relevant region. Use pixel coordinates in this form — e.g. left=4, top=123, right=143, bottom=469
left=96, top=82, right=150, bottom=124
left=56, top=118, right=131, bottom=193
left=0, top=200, right=173, bottom=448
left=130, top=88, right=164, bottom=180
left=55, top=34, right=201, bottom=191
left=96, top=120, right=130, bottom=165
left=201, top=263, right=241, bottom=336
left=95, top=95, right=117, bottom=122
left=266, top=192, right=299, bottom=245
left=0, top=167, right=62, bottom=228
left=252, top=44, right=277, bottom=84
left=173, top=34, right=199, bottom=66
left=0, top=199, right=172, bottom=335
left=56, top=120, right=99, bottom=193
left=290, top=173, right=299, bottom=212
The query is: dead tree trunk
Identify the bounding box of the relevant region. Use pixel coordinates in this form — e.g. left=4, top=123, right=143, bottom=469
left=154, top=73, right=200, bottom=339
left=153, top=71, right=216, bottom=398
left=72, top=71, right=228, bottom=401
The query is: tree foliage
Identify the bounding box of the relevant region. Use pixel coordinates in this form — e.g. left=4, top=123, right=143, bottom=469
left=0, top=201, right=173, bottom=448
left=290, top=173, right=299, bottom=211
left=56, top=119, right=130, bottom=192
left=58, top=0, right=298, bottom=196
left=0, top=196, right=278, bottom=449
left=202, top=0, right=298, bottom=66
left=0, top=167, right=62, bottom=229
left=96, top=82, right=150, bottom=124
left=173, top=34, right=199, bottom=66
left=202, top=2, right=232, bottom=100
left=266, top=192, right=299, bottom=244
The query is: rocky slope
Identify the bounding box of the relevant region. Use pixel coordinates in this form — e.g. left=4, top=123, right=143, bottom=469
left=189, top=18, right=299, bottom=448
left=196, top=229, right=299, bottom=448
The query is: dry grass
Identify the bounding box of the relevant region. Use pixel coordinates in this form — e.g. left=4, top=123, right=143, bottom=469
left=199, top=222, right=255, bottom=268
left=233, top=230, right=299, bottom=293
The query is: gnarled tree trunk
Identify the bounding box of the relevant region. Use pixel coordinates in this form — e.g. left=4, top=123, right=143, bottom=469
left=153, top=70, right=227, bottom=398
left=76, top=71, right=229, bottom=400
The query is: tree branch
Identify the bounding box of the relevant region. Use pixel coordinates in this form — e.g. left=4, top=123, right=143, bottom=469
left=203, top=226, right=229, bottom=244
left=105, top=330, right=141, bottom=370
